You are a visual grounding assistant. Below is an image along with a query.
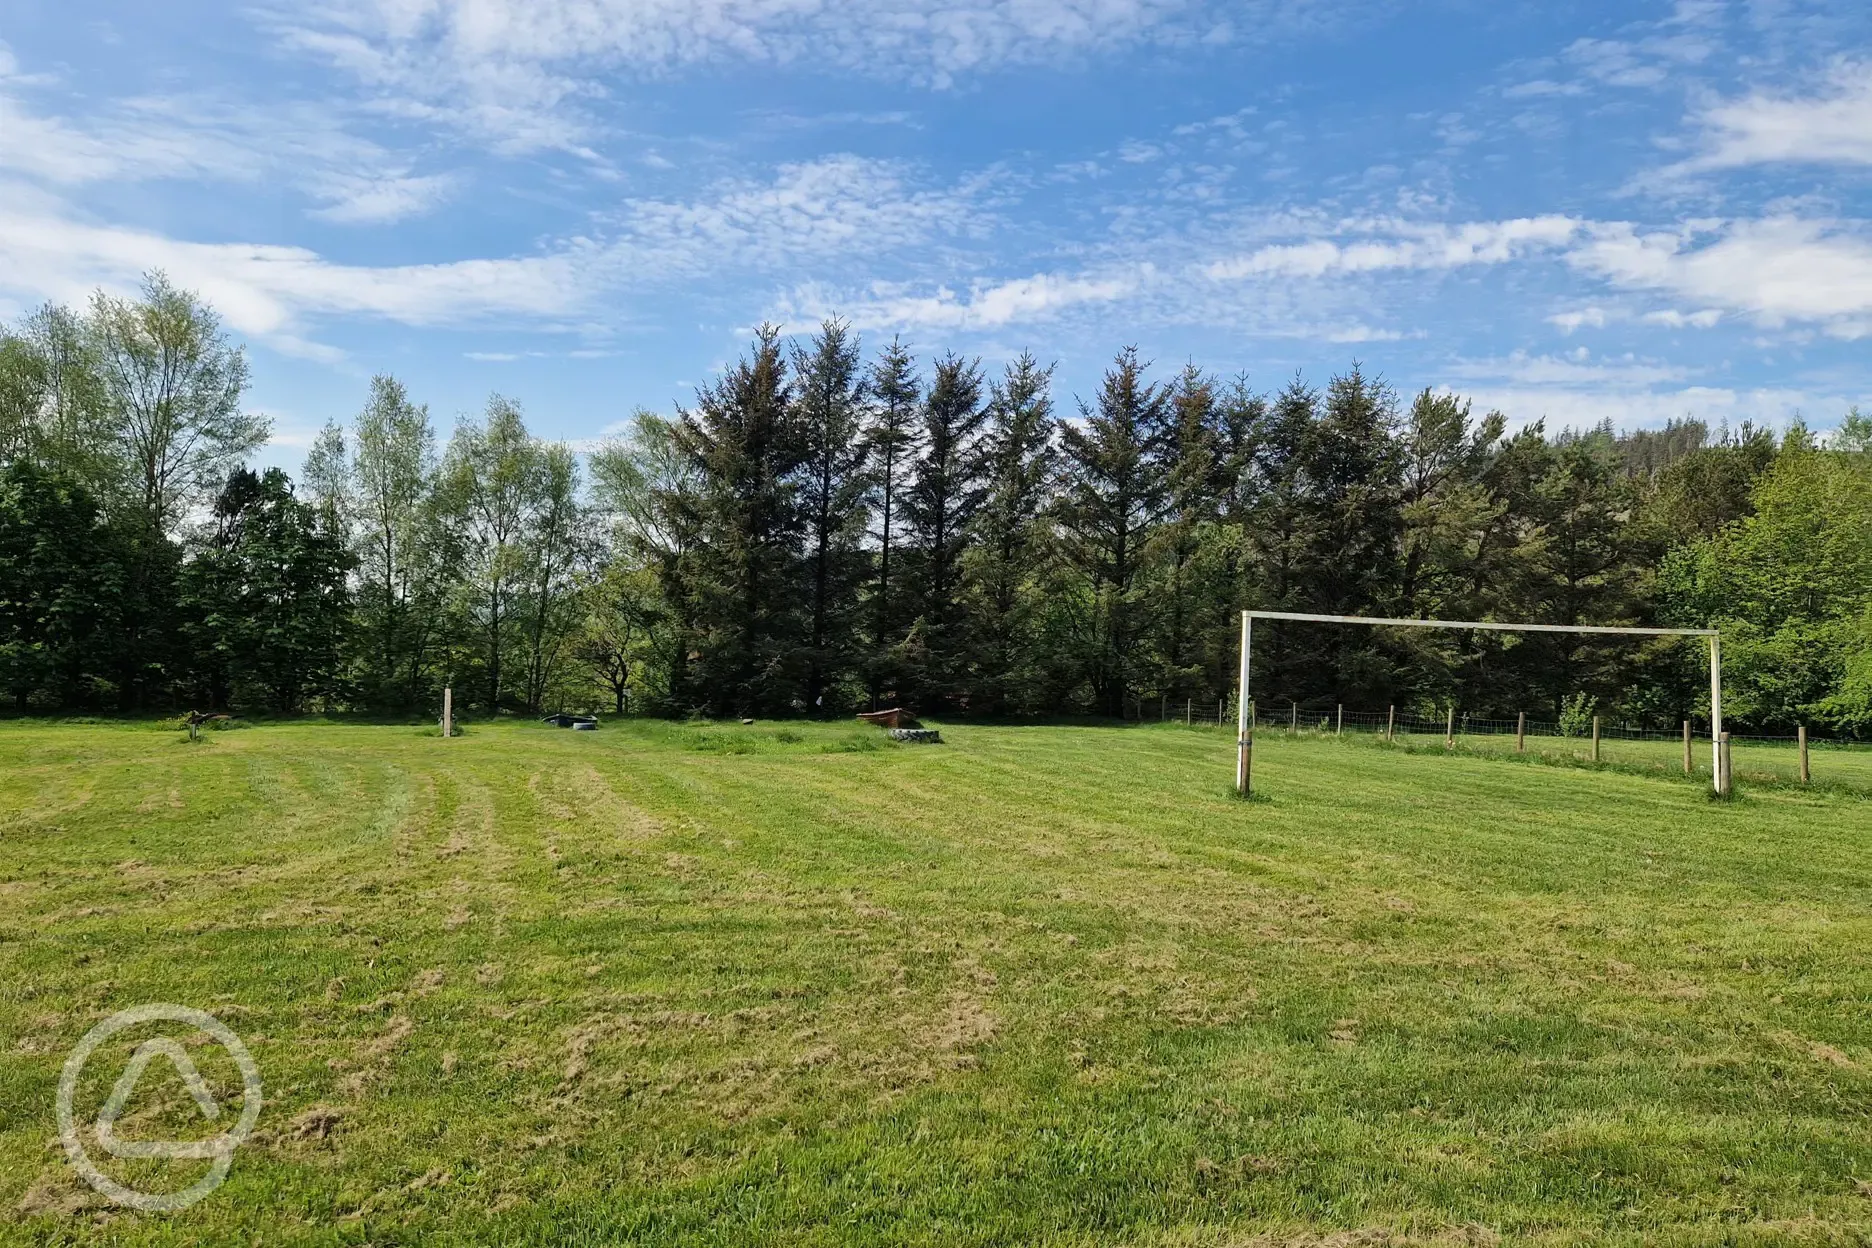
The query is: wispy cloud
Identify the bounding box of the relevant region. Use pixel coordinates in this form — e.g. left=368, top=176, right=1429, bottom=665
left=1445, top=383, right=1853, bottom=435
left=0, top=186, right=589, bottom=352
left=267, top=0, right=1229, bottom=152
left=1450, top=348, right=1692, bottom=388
left=790, top=268, right=1144, bottom=333
left=612, top=155, right=993, bottom=275
left=1567, top=216, right=1872, bottom=340
left=0, top=62, right=459, bottom=226
left=1671, top=60, right=1872, bottom=172
left=0, top=153, right=993, bottom=352
left=1203, top=216, right=1579, bottom=280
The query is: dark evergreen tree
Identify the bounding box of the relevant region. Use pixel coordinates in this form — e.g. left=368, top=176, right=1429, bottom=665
left=792, top=319, right=872, bottom=714
left=1057, top=348, right=1170, bottom=717
left=863, top=337, right=920, bottom=706
left=1148, top=364, right=1224, bottom=704
left=900, top=353, right=988, bottom=709
left=665, top=326, right=804, bottom=716
left=965, top=352, right=1056, bottom=714
left=1236, top=375, right=1315, bottom=706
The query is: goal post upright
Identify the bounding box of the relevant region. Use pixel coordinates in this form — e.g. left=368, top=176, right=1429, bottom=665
left=1236, top=612, right=1252, bottom=794
left=1235, top=609, right=1723, bottom=797
left=1709, top=632, right=1725, bottom=795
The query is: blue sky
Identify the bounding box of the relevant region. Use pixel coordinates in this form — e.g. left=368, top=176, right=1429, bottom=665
left=2, top=0, right=1870, bottom=460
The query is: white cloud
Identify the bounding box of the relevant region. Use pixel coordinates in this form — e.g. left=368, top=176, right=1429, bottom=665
left=1446, top=383, right=1850, bottom=434
left=271, top=0, right=1221, bottom=150
left=308, top=172, right=460, bottom=224
left=1451, top=348, right=1692, bottom=388
left=1501, top=79, right=1585, bottom=100
left=0, top=72, right=458, bottom=226
left=1324, top=324, right=1414, bottom=343
left=1203, top=216, right=1579, bottom=281
left=614, top=155, right=990, bottom=274
left=792, top=269, right=1142, bottom=333
left=1546, top=307, right=1610, bottom=333
left=1642, top=307, right=1722, bottom=329
left=0, top=153, right=988, bottom=352
left=1567, top=217, right=1872, bottom=338
left=0, top=189, right=589, bottom=348
left=1675, top=61, right=1872, bottom=171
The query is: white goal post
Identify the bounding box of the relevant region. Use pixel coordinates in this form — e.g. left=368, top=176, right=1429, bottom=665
left=1235, top=610, right=1726, bottom=796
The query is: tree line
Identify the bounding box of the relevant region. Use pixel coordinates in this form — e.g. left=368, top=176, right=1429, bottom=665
left=4, top=274, right=1869, bottom=733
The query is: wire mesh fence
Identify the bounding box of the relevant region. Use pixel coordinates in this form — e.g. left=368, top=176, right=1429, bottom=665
left=1133, top=693, right=1872, bottom=789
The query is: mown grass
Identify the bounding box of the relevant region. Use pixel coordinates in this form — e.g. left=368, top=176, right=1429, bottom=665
left=2, top=717, right=1871, bottom=1246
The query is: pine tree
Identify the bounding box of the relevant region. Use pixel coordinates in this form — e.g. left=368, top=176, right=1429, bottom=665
left=863, top=338, right=921, bottom=705
left=966, top=352, right=1057, bottom=714
left=666, top=326, right=804, bottom=716
left=901, top=353, right=988, bottom=709
left=792, top=319, right=872, bottom=714
left=1285, top=365, right=1403, bottom=705
left=1392, top=389, right=1504, bottom=704
left=1149, top=364, right=1223, bottom=703
left=1057, top=348, right=1170, bottom=717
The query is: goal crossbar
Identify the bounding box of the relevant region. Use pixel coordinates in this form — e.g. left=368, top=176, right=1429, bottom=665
left=1244, top=610, right=1716, bottom=638
left=1235, top=610, right=1726, bottom=796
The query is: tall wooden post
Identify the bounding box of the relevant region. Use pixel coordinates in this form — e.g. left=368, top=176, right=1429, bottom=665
left=1591, top=715, right=1601, bottom=763
left=1236, top=614, right=1252, bottom=795
left=442, top=686, right=453, bottom=739
left=1799, top=725, right=1810, bottom=785
left=1445, top=706, right=1454, bottom=750
left=1336, top=704, right=1343, bottom=736
left=1682, top=720, right=1692, bottom=775
left=1386, top=705, right=1395, bottom=742
left=1516, top=712, right=1526, bottom=753
left=1710, top=634, right=1725, bottom=794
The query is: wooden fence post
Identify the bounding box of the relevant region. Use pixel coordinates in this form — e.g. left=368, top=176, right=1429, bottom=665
left=1243, top=700, right=1255, bottom=793
left=1386, top=705, right=1395, bottom=742
left=1218, top=699, right=1224, bottom=728
left=1290, top=702, right=1298, bottom=735
left=1336, top=704, right=1343, bottom=736
left=1682, top=721, right=1692, bottom=775
left=1445, top=706, right=1455, bottom=750
left=442, top=686, right=453, bottom=739
left=1591, top=715, right=1601, bottom=763
left=1185, top=697, right=1192, bottom=725
left=1516, top=712, right=1526, bottom=753
left=1799, top=725, right=1810, bottom=785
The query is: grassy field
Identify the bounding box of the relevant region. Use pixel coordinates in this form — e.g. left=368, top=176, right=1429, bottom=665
left=3, top=717, right=1872, bottom=1246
